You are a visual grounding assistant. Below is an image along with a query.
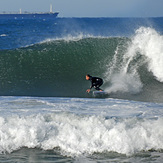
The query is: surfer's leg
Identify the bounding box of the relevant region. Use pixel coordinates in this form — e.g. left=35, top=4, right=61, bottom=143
left=94, top=81, right=103, bottom=91
left=95, top=86, right=103, bottom=91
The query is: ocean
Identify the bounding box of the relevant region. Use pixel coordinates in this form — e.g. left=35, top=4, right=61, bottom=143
left=0, top=16, right=163, bottom=162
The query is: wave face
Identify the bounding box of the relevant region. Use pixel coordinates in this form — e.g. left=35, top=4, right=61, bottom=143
left=0, top=27, right=163, bottom=102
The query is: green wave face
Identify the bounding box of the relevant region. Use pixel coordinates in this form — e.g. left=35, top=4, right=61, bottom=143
left=0, top=38, right=120, bottom=96
left=0, top=35, right=163, bottom=102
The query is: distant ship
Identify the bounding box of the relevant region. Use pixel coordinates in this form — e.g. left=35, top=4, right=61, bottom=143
left=0, top=4, right=59, bottom=19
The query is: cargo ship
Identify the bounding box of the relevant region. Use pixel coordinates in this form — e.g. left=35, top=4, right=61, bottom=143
left=0, top=5, right=59, bottom=19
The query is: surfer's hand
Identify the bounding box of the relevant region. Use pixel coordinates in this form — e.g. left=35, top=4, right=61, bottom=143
left=86, top=89, right=91, bottom=93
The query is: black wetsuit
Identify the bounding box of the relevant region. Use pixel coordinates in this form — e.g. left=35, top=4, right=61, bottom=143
left=89, top=76, right=103, bottom=91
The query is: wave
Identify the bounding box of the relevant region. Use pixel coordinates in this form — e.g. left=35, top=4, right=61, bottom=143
left=0, top=112, right=163, bottom=156
left=0, top=95, right=162, bottom=156
left=0, top=27, right=163, bottom=102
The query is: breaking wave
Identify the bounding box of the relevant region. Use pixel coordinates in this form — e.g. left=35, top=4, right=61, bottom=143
left=0, top=27, right=163, bottom=102
left=0, top=110, right=163, bottom=156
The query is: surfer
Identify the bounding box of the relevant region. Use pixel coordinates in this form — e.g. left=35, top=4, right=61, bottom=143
left=86, top=74, right=103, bottom=93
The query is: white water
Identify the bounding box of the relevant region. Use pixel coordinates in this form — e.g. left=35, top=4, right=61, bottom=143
left=0, top=96, right=163, bottom=156
left=105, top=27, right=163, bottom=93
left=0, top=34, right=7, bottom=37
left=132, top=27, right=163, bottom=82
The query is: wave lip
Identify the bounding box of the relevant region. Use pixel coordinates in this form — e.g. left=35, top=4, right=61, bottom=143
left=40, top=33, right=106, bottom=44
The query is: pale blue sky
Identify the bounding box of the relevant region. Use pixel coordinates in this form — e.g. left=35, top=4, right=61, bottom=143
left=0, top=0, right=163, bottom=17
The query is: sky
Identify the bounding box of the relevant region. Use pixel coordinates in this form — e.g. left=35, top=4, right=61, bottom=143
left=0, top=0, right=163, bottom=17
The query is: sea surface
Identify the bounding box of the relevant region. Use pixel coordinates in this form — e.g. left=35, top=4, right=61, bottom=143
left=0, top=16, right=163, bottom=162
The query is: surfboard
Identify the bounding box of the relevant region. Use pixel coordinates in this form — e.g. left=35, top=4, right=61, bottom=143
left=93, top=91, right=109, bottom=97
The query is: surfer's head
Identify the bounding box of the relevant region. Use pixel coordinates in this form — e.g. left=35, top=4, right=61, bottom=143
left=86, top=74, right=92, bottom=80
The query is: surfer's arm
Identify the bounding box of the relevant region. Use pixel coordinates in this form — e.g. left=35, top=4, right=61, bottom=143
left=86, top=84, right=93, bottom=93
left=86, top=83, right=93, bottom=93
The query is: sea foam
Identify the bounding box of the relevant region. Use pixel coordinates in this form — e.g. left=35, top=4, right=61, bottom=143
left=105, top=27, right=163, bottom=94
left=0, top=96, right=163, bottom=156
left=0, top=112, right=163, bottom=156
left=132, top=27, right=163, bottom=82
